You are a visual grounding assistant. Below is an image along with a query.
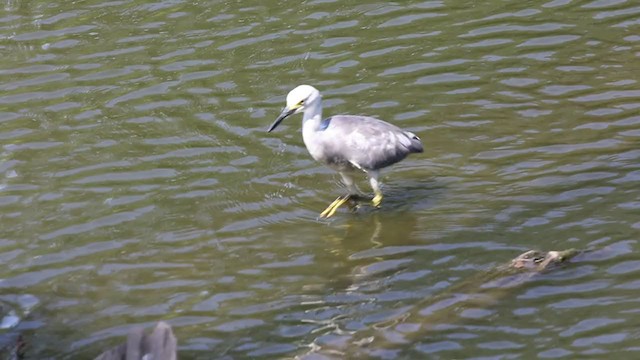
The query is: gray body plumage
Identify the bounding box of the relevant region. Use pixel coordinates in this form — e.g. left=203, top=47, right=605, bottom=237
left=310, top=115, right=423, bottom=172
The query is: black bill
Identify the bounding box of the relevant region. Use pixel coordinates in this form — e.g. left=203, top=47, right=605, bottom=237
left=267, top=106, right=297, bottom=132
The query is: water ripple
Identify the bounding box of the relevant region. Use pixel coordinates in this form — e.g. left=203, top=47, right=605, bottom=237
left=0, top=0, right=639, bottom=358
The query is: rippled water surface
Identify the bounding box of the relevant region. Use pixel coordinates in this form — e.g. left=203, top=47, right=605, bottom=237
left=1, top=0, right=640, bottom=358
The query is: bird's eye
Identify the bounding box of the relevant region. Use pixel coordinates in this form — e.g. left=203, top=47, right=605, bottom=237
left=298, top=100, right=304, bottom=106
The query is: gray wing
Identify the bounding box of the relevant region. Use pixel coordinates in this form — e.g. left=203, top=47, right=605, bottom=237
left=320, top=115, right=423, bottom=170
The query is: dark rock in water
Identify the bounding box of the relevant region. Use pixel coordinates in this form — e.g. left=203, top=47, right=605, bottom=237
left=94, top=322, right=176, bottom=360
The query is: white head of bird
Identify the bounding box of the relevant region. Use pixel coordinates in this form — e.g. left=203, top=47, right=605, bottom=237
left=286, top=85, right=320, bottom=111
left=267, top=85, right=321, bottom=132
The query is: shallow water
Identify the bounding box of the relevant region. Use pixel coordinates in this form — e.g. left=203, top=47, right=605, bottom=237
left=1, top=0, right=640, bottom=358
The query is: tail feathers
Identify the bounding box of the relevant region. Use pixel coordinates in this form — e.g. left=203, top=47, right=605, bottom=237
left=405, top=131, right=424, bottom=153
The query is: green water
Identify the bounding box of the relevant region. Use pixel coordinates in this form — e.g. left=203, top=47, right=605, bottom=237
left=1, top=0, right=640, bottom=358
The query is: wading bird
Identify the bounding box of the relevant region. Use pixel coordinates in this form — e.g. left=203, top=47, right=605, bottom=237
left=268, top=85, right=423, bottom=218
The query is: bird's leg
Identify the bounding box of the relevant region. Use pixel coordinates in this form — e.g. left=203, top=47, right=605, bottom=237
left=339, top=172, right=358, bottom=195
left=319, top=195, right=351, bottom=218
left=319, top=172, right=360, bottom=218
left=368, top=171, right=383, bottom=208
left=340, top=172, right=361, bottom=212
left=372, top=191, right=383, bottom=208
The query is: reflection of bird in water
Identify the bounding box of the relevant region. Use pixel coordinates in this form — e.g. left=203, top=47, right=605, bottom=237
left=293, top=215, right=417, bottom=359
left=94, top=322, right=176, bottom=360
left=268, top=85, right=423, bottom=217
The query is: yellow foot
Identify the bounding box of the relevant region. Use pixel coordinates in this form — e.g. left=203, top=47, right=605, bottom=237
left=372, top=193, right=383, bottom=208
left=320, top=195, right=352, bottom=218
